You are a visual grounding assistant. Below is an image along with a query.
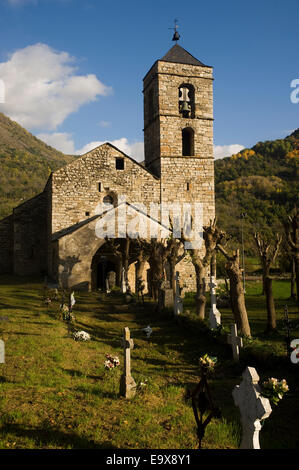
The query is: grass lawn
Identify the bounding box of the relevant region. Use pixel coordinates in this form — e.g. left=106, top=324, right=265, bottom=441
left=0, top=276, right=298, bottom=449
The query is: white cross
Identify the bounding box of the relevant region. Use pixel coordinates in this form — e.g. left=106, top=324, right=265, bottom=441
left=121, top=267, right=126, bottom=294
left=0, top=339, right=4, bottom=364
left=232, top=367, right=272, bottom=449
left=209, top=276, right=221, bottom=329
left=227, top=323, right=243, bottom=361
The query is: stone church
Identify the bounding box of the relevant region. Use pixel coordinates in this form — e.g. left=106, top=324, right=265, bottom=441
left=0, top=43, right=215, bottom=292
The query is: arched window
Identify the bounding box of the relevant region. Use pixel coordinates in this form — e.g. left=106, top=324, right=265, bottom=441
left=182, top=128, right=194, bottom=156
left=178, top=84, right=195, bottom=118
left=103, top=195, right=114, bottom=206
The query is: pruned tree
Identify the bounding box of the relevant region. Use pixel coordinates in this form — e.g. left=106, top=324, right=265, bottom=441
left=148, top=239, right=173, bottom=302
left=166, top=237, right=186, bottom=297
left=254, top=232, right=282, bottom=331
left=182, top=218, right=225, bottom=319
left=284, top=207, right=299, bottom=307
left=133, top=238, right=151, bottom=300
left=217, top=244, right=251, bottom=337
left=104, top=236, right=131, bottom=291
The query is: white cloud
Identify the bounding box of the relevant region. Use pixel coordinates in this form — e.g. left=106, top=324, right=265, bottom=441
left=98, top=121, right=111, bottom=128
left=214, top=144, right=245, bottom=160
left=37, top=132, right=76, bottom=154
left=37, top=133, right=145, bottom=162
left=76, top=138, right=145, bottom=162
left=0, top=43, right=112, bottom=130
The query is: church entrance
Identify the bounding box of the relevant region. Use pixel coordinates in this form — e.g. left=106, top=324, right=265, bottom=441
left=96, top=258, right=116, bottom=290
left=91, top=243, right=121, bottom=291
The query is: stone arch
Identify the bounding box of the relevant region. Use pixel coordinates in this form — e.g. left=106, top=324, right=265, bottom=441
left=178, top=83, right=195, bottom=118
left=90, top=241, right=122, bottom=291
left=182, top=127, right=195, bottom=156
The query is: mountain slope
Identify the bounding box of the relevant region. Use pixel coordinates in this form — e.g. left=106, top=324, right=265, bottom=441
left=0, top=113, right=75, bottom=219
left=215, top=129, right=299, bottom=249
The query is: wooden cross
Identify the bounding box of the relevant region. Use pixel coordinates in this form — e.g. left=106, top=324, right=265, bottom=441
left=232, top=367, right=272, bottom=449
left=0, top=339, right=5, bottom=364
left=120, top=327, right=136, bottom=398
left=227, top=323, right=243, bottom=361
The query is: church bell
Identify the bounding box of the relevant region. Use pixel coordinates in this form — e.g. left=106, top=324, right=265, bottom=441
left=172, top=31, right=180, bottom=42
left=180, top=101, right=191, bottom=113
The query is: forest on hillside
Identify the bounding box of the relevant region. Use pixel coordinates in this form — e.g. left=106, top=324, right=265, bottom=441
left=214, top=129, right=299, bottom=260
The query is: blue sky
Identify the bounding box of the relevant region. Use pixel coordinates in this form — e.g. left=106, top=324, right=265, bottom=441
left=0, top=0, right=298, bottom=160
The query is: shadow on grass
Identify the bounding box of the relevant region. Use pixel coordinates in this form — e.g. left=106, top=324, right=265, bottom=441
left=62, top=368, right=105, bottom=381
left=0, top=423, right=117, bottom=449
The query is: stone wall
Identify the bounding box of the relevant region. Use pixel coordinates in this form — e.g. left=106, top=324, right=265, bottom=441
left=51, top=143, right=161, bottom=236
left=0, top=215, right=13, bottom=274
left=143, top=59, right=214, bottom=173
left=13, top=192, right=48, bottom=276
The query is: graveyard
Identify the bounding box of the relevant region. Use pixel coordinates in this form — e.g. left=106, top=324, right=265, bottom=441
left=0, top=275, right=297, bottom=450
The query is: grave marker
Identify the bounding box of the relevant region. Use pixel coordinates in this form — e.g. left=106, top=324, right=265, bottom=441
left=121, top=267, right=126, bottom=294
left=120, top=327, right=136, bottom=399
left=0, top=339, right=5, bottom=364
left=227, top=323, right=243, bottom=361
left=209, top=276, right=221, bottom=329
left=232, top=366, right=272, bottom=449
left=174, top=271, right=183, bottom=317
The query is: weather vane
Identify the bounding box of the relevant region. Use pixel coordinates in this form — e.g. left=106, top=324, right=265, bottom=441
left=169, top=18, right=180, bottom=43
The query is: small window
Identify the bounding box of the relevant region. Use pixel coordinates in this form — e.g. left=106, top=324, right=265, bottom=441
left=85, top=211, right=90, bottom=217
left=116, top=158, right=124, bottom=170
left=98, top=183, right=102, bottom=192
left=182, top=128, right=195, bottom=156
left=186, top=182, right=190, bottom=191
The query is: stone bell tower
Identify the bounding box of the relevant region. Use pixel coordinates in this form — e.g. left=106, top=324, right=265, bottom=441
left=143, top=42, right=215, bottom=222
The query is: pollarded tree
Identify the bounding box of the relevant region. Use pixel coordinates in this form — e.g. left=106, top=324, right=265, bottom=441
left=284, top=208, right=299, bottom=307
left=148, top=239, right=173, bottom=302
left=182, top=218, right=226, bottom=320
left=216, top=244, right=251, bottom=337
left=166, top=237, right=186, bottom=297
left=254, top=232, right=282, bottom=331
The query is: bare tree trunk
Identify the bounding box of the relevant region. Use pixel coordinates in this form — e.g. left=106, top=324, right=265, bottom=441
left=254, top=232, right=282, bottom=332
left=264, top=273, right=277, bottom=330
left=285, top=208, right=299, bottom=307
left=227, top=261, right=250, bottom=336
left=218, top=247, right=251, bottom=337
left=194, top=264, right=206, bottom=320
left=261, top=274, right=266, bottom=296
left=182, top=219, right=225, bottom=320
left=291, top=256, right=296, bottom=300
left=295, top=252, right=299, bottom=306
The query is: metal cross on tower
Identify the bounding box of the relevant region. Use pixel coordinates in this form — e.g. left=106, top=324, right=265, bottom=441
left=169, top=19, right=180, bottom=42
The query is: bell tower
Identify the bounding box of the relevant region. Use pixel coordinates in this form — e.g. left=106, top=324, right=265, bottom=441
left=143, top=42, right=215, bottom=222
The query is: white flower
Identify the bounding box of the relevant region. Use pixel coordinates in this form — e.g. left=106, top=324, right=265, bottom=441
left=73, top=330, right=91, bottom=341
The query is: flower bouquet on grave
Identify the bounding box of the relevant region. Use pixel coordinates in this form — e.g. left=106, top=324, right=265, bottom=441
left=60, top=304, right=76, bottom=323
left=199, top=354, right=217, bottom=376
left=104, top=353, right=120, bottom=370
left=73, top=330, right=91, bottom=342
left=261, top=377, right=289, bottom=406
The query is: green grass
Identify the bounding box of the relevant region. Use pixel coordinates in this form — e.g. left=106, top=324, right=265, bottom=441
left=0, top=275, right=298, bottom=449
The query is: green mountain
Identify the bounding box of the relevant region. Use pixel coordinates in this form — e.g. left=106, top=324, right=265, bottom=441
left=215, top=129, right=299, bottom=251
left=0, top=110, right=298, bottom=254
left=0, top=113, right=75, bottom=219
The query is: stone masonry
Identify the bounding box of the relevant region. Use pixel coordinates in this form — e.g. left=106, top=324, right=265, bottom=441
left=0, top=43, right=215, bottom=292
